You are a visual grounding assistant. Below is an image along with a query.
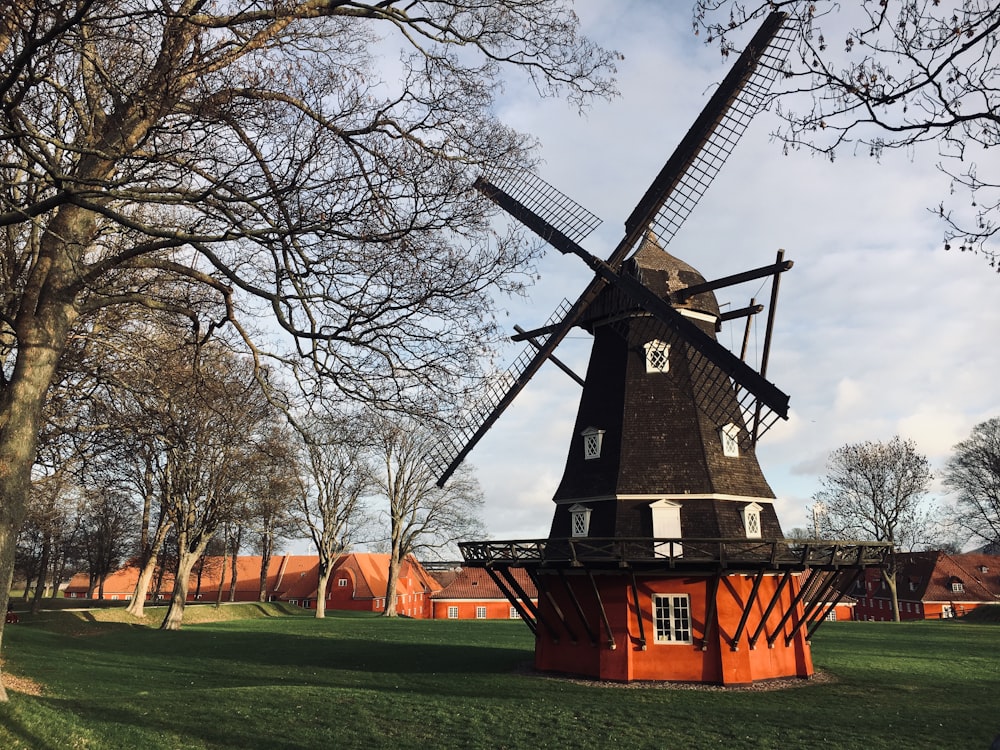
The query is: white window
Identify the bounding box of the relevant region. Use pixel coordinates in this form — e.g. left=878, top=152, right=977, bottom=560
left=741, top=502, right=763, bottom=539
left=569, top=503, right=592, bottom=537
left=476, top=606, right=487, bottom=619
left=653, top=594, right=692, bottom=644
left=942, top=605, right=954, bottom=619
left=111, top=595, right=119, bottom=601
left=338, top=578, right=348, bottom=587
left=825, top=609, right=838, bottom=621
left=644, top=339, right=670, bottom=373
left=447, top=606, right=458, bottom=619
left=650, top=499, right=683, bottom=558
left=510, top=607, right=520, bottom=619
left=951, top=581, right=964, bottom=593
left=720, top=423, right=740, bottom=457
left=581, top=426, right=605, bottom=460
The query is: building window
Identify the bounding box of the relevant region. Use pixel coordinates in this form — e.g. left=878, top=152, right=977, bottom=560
left=653, top=594, right=692, bottom=644
left=644, top=339, right=670, bottom=373
left=741, top=502, right=763, bottom=539
left=569, top=503, right=592, bottom=537
left=510, top=607, right=520, bottom=619
left=825, top=609, right=838, bottom=622
left=338, top=578, right=347, bottom=587
left=476, top=606, right=487, bottom=619
left=979, top=565, right=989, bottom=574
left=581, top=426, right=605, bottom=460
left=720, top=423, right=740, bottom=457
left=447, top=606, right=458, bottom=619
left=951, top=581, right=964, bottom=593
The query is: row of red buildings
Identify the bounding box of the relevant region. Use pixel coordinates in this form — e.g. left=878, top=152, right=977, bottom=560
left=63, top=553, right=536, bottom=620
left=63, top=549, right=1000, bottom=622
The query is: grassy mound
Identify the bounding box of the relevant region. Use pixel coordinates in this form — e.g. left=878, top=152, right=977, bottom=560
left=961, top=603, right=1000, bottom=623
left=13, top=601, right=307, bottom=635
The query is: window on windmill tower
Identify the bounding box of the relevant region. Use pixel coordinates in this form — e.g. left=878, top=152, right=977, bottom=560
left=741, top=502, right=763, bottom=539
left=581, top=427, right=605, bottom=460
left=652, top=594, right=692, bottom=644
left=644, top=339, right=670, bottom=373
left=720, top=423, right=740, bottom=457
left=569, top=503, right=592, bottom=537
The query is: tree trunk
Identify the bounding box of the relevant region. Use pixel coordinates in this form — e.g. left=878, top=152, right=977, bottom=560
left=383, top=551, right=402, bottom=617
left=315, top=564, right=330, bottom=619
left=258, top=533, right=273, bottom=603
left=215, top=549, right=228, bottom=608
left=886, top=570, right=901, bottom=622
left=126, top=555, right=158, bottom=618
left=0, top=524, right=18, bottom=702
left=30, top=536, right=51, bottom=614
left=161, top=542, right=210, bottom=630
left=126, top=520, right=172, bottom=617
left=0, top=205, right=90, bottom=701
left=229, top=550, right=238, bottom=602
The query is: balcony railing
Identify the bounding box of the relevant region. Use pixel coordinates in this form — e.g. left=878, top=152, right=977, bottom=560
left=459, top=538, right=892, bottom=571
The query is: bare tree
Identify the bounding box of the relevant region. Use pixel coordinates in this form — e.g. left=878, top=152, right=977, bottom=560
left=157, top=351, right=281, bottom=631
left=812, top=436, right=934, bottom=621
left=0, top=0, right=616, bottom=699
left=78, top=488, right=137, bottom=599
left=942, top=417, right=1000, bottom=550
left=293, top=414, right=371, bottom=618
left=370, top=415, right=485, bottom=617
left=694, top=1, right=1000, bottom=269
left=248, top=428, right=301, bottom=604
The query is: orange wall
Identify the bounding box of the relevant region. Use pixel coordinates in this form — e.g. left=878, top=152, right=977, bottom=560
left=431, top=600, right=532, bottom=620
left=533, top=571, right=814, bottom=685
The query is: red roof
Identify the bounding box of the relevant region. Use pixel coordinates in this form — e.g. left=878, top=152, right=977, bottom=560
left=65, top=553, right=442, bottom=603
left=431, top=567, right=537, bottom=600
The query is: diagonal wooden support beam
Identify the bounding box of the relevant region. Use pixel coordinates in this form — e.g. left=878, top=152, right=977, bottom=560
left=557, top=569, right=598, bottom=646
left=749, top=570, right=791, bottom=649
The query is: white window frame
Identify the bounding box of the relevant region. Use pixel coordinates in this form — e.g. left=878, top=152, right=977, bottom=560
left=447, top=605, right=458, bottom=619
left=581, top=426, right=605, bottom=460
left=475, top=606, right=487, bottom=619
left=338, top=578, right=348, bottom=587
left=741, top=502, right=763, bottom=539
left=720, top=422, right=740, bottom=457
left=825, top=609, right=838, bottom=621
left=951, top=581, right=964, bottom=593
left=650, top=499, right=683, bottom=558
left=569, top=503, right=592, bottom=538
left=510, top=607, right=520, bottom=619
left=644, top=339, right=670, bottom=373
left=653, top=594, right=692, bottom=644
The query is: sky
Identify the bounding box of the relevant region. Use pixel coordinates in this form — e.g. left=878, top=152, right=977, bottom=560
left=458, top=1, right=1000, bottom=544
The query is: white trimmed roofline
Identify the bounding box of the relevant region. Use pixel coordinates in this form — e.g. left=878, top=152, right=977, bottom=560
left=553, top=493, right=776, bottom=505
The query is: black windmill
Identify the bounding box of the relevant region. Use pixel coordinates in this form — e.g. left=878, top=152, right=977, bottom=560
left=429, top=11, right=891, bottom=685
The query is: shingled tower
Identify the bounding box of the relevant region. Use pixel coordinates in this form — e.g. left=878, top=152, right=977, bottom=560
left=549, top=236, right=781, bottom=545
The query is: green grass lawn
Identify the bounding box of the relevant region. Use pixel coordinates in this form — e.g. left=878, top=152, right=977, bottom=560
left=1, top=605, right=998, bottom=749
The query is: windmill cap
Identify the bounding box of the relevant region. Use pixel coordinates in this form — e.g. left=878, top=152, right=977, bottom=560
left=626, top=233, right=721, bottom=318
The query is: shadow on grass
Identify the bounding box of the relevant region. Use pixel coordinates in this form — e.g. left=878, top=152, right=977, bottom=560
left=12, top=624, right=533, bottom=749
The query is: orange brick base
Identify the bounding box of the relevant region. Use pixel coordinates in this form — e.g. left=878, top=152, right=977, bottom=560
left=534, top=570, right=814, bottom=685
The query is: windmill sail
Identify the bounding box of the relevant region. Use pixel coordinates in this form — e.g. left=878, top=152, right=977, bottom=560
left=433, top=10, right=796, bottom=486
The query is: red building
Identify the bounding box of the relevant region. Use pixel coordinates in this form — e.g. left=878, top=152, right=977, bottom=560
left=430, top=567, right=537, bottom=621
left=64, top=553, right=441, bottom=617
left=852, top=551, right=1000, bottom=621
